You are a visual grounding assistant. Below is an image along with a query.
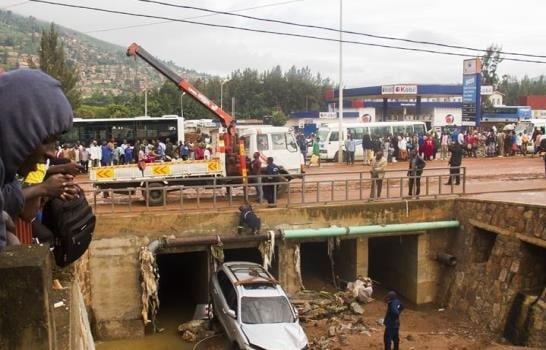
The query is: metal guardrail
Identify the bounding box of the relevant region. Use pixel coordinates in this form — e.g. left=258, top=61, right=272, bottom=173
left=83, top=166, right=466, bottom=213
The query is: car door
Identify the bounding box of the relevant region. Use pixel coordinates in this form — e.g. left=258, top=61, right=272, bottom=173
left=214, top=270, right=239, bottom=340
left=211, top=271, right=229, bottom=334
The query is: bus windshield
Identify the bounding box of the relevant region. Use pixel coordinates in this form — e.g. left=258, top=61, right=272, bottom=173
left=515, top=122, right=534, bottom=136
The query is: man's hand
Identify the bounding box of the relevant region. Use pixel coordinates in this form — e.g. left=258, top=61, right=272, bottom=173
left=41, top=174, right=76, bottom=198
left=59, top=184, right=81, bottom=201
left=47, top=163, right=83, bottom=176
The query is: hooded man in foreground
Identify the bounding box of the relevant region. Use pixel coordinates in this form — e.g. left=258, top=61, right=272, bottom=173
left=0, top=69, right=74, bottom=248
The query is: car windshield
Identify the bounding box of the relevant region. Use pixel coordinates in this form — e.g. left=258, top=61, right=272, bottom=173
left=317, top=129, right=330, bottom=142
left=241, top=296, right=295, bottom=324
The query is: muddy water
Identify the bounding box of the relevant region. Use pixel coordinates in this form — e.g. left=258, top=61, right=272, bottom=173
left=94, top=301, right=195, bottom=350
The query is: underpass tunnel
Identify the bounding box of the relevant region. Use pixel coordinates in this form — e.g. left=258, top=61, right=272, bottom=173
left=369, top=235, right=419, bottom=303
left=223, top=246, right=262, bottom=264
left=300, top=241, right=335, bottom=291
left=156, top=251, right=210, bottom=327
left=333, top=239, right=358, bottom=284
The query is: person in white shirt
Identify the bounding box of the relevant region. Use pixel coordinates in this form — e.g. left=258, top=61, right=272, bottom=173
left=398, top=136, right=408, bottom=161
left=204, top=147, right=212, bottom=160
left=89, top=140, right=101, bottom=167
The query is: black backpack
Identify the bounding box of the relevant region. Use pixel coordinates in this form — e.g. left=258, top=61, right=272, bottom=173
left=43, top=195, right=95, bottom=267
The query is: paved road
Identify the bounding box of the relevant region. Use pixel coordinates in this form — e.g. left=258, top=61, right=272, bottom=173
left=85, top=156, right=546, bottom=214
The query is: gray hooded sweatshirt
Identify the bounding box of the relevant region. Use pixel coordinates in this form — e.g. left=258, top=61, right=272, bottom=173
left=0, top=69, right=73, bottom=247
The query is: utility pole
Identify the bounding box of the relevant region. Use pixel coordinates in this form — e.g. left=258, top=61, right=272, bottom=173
left=144, top=89, right=148, bottom=116
left=220, top=79, right=230, bottom=110
left=180, top=92, right=186, bottom=118
left=231, top=96, right=235, bottom=118
left=337, top=0, right=344, bottom=163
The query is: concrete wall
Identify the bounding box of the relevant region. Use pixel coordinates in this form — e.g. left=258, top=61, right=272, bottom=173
left=0, top=246, right=95, bottom=350
left=0, top=246, right=55, bottom=350
left=88, top=236, right=149, bottom=340
left=438, top=199, right=546, bottom=347
left=94, top=199, right=456, bottom=239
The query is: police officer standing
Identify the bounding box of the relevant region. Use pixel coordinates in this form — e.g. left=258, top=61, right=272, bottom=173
left=384, top=290, right=404, bottom=350
left=263, top=157, right=280, bottom=207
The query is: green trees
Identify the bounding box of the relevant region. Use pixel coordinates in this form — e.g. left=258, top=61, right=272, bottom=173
left=77, top=65, right=330, bottom=123
left=498, top=75, right=546, bottom=105
left=271, top=110, right=288, bottom=126
left=481, top=44, right=504, bottom=88
left=39, top=23, right=81, bottom=109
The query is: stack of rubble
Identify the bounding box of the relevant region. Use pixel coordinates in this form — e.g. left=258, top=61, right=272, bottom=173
left=291, top=277, right=377, bottom=349
left=177, top=319, right=216, bottom=343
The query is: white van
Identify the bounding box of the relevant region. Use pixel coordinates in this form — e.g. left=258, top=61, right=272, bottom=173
left=318, top=121, right=428, bottom=161
left=238, top=126, right=302, bottom=175
left=514, top=119, right=546, bottom=152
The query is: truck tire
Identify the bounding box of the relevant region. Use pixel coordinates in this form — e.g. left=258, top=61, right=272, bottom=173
left=143, top=182, right=164, bottom=206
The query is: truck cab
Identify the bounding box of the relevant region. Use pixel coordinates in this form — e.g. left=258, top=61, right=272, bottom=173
left=238, top=126, right=302, bottom=175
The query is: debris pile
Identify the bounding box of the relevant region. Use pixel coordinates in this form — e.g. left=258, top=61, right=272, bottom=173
left=177, top=320, right=216, bottom=343
left=291, top=285, right=379, bottom=350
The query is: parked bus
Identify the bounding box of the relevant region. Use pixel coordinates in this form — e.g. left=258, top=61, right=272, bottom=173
left=481, top=106, right=532, bottom=123
left=61, top=115, right=185, bottom=145
left=317, top=121, right=427, bottom=161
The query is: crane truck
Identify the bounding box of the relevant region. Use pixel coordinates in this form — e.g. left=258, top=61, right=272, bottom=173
left=88, top=43, right=302, bottom=205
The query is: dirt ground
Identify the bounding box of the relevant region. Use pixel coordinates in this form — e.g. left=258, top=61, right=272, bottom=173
left=293, top=276, right=543, bottom=350
left=302, top=297, right=527, bottom=350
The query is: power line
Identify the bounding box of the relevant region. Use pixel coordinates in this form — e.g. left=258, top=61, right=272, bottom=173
left=137, top=0, right=546, bottom=59
left=27, top=0, right=546, bottom=64
left=1, top=1, right=30, bottom=9
left=85, top=0, right=304, bottom=34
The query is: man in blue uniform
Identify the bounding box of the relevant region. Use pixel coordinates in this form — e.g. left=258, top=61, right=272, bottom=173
left=263, top=157, right=280, bottom=207
left=384, top=290, right=404, bottom=350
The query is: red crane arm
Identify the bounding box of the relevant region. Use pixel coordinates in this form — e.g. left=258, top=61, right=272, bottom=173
left=126, top=43, right=234, bottom=127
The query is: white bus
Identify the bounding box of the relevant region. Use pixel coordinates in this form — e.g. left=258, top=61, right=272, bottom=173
left=317, top=121, right=428, bottom=161
left=61, top=115, right=185, bottom=145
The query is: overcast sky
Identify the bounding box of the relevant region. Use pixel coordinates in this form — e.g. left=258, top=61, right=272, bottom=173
left=5, top=0, right=546, bottom=87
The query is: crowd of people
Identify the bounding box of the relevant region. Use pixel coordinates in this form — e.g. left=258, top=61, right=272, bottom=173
left=296, top=125, right=545, bottom=167
left=53, top=137, right=216, bottom=172
left=294, top=124, right=546, bottom=200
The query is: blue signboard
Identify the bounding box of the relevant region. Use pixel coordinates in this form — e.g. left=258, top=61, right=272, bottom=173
left=462, top=74, right=477, bottom=102
left=462, top=73, right=481, bottom=126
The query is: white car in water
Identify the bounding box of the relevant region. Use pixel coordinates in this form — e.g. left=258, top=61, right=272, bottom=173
left=210, top=261, right=308, bottom=350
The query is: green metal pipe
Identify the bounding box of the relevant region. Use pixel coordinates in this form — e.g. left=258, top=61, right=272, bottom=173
left=282, top=220, right=459, bottom=239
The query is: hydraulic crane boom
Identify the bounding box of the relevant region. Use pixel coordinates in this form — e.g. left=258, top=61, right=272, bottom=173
left=127, top=43, right=235, bottom=127
left=126, top=43, right=246, bottom=179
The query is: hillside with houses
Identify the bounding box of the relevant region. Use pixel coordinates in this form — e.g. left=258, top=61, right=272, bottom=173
left=0, top=10, right=209, bottom=97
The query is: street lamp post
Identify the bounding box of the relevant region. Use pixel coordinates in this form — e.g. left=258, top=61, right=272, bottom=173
left=180, top=92, right=186, bottom=118
left=338, top=0, right=344, bottom=164
left=220, top=79, right=230, bottom=110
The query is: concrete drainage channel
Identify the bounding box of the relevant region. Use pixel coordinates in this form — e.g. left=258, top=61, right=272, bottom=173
left=122, top=220, right=460, bottom=349
left=88, top=199, right=546, bottom=349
